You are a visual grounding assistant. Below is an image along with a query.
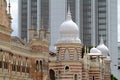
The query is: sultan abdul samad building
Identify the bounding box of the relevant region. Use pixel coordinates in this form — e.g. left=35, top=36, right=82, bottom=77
left=0, top=0, right=111, bottom=80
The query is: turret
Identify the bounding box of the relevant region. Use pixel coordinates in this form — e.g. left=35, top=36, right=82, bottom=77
left=39, top=22, right=45, bottom=40
left=0, top=0, right=12, bottom=51
left=34, top=31, right=39, bottom=39
left=103, top=56, right=111, bottom=80
left=29, top=27, right=35, bottom=42
left=46, top=27, right=50, bottom=41
left=97, top=36, right=109, bottom=57
left=49, top=6, right=83, bottom=80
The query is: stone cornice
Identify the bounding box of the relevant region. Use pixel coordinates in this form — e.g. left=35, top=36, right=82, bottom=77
left=11, top=42, right=29, bottom=50
left=55, top=43, right=82, bottom=47
left=30, top=39, right=49, bottom=47
left=0, top=40, right=11, bottom=51
left=11, top=44, right=32, bottom=57
left=0, top=24, right=13, bottom=35
left=11, top=43, right=50, bottom=58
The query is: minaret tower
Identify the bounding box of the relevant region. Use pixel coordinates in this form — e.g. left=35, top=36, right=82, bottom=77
left=0, top=0, right=12, bottom=51
left=49, top=6, right=82, bottom=80
left=29, top=18, right=50, bottom=80
left=97, top=36, right=111, bottom=80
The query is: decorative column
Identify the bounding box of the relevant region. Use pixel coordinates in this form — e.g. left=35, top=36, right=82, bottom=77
left=2, top=51, right=4, bottom=72
left=25, top=59, right=27, bottom=76
left=15, top=57, right=17, bottom=74
left=8, top=53, right=11, bottom=74
left=20, top=58, right=22, bottom=75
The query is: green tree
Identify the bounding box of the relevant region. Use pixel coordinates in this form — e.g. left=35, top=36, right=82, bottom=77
left=111, top=74, right=118, bottom=80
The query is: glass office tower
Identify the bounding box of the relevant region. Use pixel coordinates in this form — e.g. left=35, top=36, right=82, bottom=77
left=19, top=0, right=49, bottom=40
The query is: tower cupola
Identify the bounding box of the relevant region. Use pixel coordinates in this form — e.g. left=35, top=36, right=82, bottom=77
left=58, top=6, right=81, bottom=43
left=96, top=36, right=109, bottom=57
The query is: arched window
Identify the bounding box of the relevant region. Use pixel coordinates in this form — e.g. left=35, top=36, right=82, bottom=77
left=74, top=74, right=77, bottom=80
left=22, top=61, right=25, bottom=72
left=36, top=60, right=39, bottom=71
left=74, top=53, right=78, bottom=60
left=40, top=60, right=42, bottom=72
left=17, top=60, right=21, bottom=72
left=0, top=52, right=2, bottom=68
left=65, top=66, right=69, bottom=72
left=12, top=60, right=16, bottom=71
left=0, top=60, right=2, bottom=68
left=26, top=60, right=30, bottom=73
left=4, top=55, right=8, bottom=69
left=93, top=76, right=95, bottom=80
left=65, top=50, right=69, bottom=60
left=49, top=69, right=55, bottom=80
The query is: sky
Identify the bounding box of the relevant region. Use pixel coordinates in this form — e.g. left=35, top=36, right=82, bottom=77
left=118, top=0, right=120, bottom=42
left=7, top=0, right=120, bottom=42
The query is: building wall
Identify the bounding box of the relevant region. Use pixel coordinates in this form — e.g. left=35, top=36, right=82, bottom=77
left=118, top=42, right=120, bottom=79
left=49, top=43, right=111, bottom=80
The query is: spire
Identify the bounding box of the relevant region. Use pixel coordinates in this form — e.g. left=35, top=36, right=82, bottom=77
left=41, top=19, right=44, bottom=30
left=8, top=0, right=11, bottom=15
left=66, top=5, right=72, bottom=21
left=39, top=19, right=45, bottom=40
left=8, top=0, right=12, bottom=28
left=87, top=47, right=89, bottom=53
left=1, top=0, right=2, bottom=7
left=100, top=35, right=104, bottom=45
left=31, top=16, right=34, bottom=29
left=84, top=45, right=86, bottom=54
left=47, top=22, right=50, bottom=32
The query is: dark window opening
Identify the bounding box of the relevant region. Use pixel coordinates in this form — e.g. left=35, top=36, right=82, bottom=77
left=4, top=62, right=8, bottom=69
left=49, top=69, right=55, bottom=80
left=118, top=66, right=120, bottom=70
left=12, top=64, right=16, bottom=71
left=93, top=76, right=95, bottom=80
left=74, top=74, right=77, bottom=80
left=65, top=66, right=69, bottom=71
left=22, top=66, right=25, bottom=72
left=40, top=61, right=42, bottom=72
left=26, top=67, right=30, bottom=73
left=0, top=61, right=2, bottom=68
left=36, top=60, right=39, bottom=71
left=17, top=65, right=20, bottom=72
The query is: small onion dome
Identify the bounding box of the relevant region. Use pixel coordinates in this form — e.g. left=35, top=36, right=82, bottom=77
left=89, top=47, right=102, bottom=56
left=96, top=37, right=109, bottom=57
left=58, top=6, right=81, bottom=43
left=106, top=56, right=111, bottom=60
left=104, top=56, right=111, bottom=62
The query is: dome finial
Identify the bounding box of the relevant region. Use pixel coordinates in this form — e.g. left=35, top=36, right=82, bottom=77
left=67, top=5, right=72, bottom=20
left=100, top=35, right=104, bottom=45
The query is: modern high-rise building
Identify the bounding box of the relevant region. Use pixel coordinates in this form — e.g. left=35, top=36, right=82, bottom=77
left=80, top=1, right=118, bottom=79
left=118, top=42, right=120, bottom=79
left=18, top=0, right=118, bottom=79
left=18, top=0, right=49, bottom=40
